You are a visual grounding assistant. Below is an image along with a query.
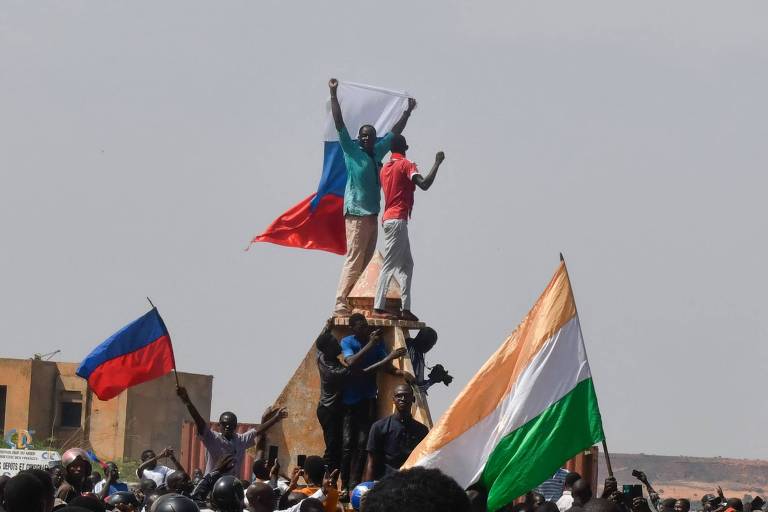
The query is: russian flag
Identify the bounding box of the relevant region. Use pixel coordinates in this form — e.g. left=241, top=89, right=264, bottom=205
left=249, top=81, right=410, bottom=255
left=76, top=308, right=176, bottom=401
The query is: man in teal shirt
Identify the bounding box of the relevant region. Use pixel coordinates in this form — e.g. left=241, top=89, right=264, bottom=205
left=329, top=78, right=416, bottom=316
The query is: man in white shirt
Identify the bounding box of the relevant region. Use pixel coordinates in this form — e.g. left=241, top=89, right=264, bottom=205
left=556, top=472, right=583, bottom=512
left=136, top=447, right=184, bottom=486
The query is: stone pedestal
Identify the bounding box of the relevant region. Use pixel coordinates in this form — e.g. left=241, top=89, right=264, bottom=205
left=264, top=253, right=432, bottom=473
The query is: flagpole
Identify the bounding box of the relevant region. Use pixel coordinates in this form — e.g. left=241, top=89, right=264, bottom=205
left=559, top=253, right=614, bottom=479
left=147, top=297, right=182, bottom=389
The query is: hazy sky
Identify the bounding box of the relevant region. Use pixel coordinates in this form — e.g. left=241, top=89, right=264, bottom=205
left=2, top=1, right=767, bottom=460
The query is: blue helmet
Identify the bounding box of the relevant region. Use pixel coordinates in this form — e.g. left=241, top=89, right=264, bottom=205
left=351, top=481, right=376, bottom=510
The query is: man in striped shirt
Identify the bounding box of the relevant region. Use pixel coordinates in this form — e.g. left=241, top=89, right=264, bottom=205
left=537, top=468, right=571, bottom=503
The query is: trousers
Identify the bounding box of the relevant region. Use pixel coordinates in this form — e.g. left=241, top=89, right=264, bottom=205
left=340, top=398, right=376, bottom=490
left=335, top=215, right=378, bottom=313
left=373, top=219, right=413, bottom=311
left=316, top=404, right=343, bottom=472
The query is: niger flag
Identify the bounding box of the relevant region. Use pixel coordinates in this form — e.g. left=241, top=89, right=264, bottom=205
left=403, top=261, right=605, bottom=511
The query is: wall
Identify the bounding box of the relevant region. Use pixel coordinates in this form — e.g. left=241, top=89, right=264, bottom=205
left=53, top=362, right=109, bottom=455
left=124, top=371, right=212, bottom=461
left=0, top=357, right=212, bottom=462
left=0, top=359, right=33, bottom=437
left=27, top=360, right=60, bottom=443
left=566, top=447, right=599, bottom=492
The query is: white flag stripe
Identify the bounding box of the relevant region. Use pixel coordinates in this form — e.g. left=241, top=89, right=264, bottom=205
left=322, top=81, right=409, bottom=141
left=413, top=316, right=591, bottom=487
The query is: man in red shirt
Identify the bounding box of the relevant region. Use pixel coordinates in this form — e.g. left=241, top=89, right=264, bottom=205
left=372, top=134, right=444, bottom=321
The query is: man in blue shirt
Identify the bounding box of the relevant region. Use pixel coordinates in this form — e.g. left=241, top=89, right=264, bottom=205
left=328, top=78, right=416, bottom=316
left=339, top=313, right=413, bottom=493
left=94, top=462, right=129, bottom=499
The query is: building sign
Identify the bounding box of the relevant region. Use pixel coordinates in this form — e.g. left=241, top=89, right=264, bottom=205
left=4, top=429, right=35, bottom=449
left=0, top=448, right=61, bottom=477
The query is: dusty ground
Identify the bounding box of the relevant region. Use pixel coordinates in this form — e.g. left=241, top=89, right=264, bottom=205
left=597, top=453, right=768, bottom=501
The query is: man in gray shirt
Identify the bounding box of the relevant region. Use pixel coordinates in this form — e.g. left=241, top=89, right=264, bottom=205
left=177, top=386, right=287, bottom=476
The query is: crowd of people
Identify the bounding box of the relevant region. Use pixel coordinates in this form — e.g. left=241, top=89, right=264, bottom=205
left=0, top=450, right=757, bottom=512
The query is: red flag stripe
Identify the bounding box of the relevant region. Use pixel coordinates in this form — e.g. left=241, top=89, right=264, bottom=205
left=86, top=335, right=175, bottom=401
left=250, top=193, right=346, bottom=255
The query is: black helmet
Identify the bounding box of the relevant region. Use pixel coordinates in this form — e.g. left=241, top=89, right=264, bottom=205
left=107, top=490, right=140, bottom=508
left=151, top=493, right=201, bottom=512
left=210, top=475, right=244, bottom=512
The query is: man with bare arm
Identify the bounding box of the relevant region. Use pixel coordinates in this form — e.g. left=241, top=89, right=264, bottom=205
left=372, top=134, right=445, bottom=321
left=328, top=78, right=416, bottom=316
left=176, top=386, right=287, bottom=477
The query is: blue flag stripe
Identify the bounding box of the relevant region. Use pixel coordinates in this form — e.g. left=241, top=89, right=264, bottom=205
left=76, top=309, right=169, bottom=379
left=312, top=142, right=347, bottom=210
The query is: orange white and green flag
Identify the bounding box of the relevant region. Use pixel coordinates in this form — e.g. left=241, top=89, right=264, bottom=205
left=403, top=261, right=605, bottom=511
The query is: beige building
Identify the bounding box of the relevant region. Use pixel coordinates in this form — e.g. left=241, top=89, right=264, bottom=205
left=0, top=357, right=212, bottom=461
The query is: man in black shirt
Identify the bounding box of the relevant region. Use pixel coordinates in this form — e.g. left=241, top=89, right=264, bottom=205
left=405, top=327, right=453, bottom=395
left=363, top=384, right=429, bottom=481
left=315, top=318, right=405, bottom=474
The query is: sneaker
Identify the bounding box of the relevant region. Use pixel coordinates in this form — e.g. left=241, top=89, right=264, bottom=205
left=371, top=309, right=397, bottom=320
left=334, top=304, right=353, bottom=317
left=399, top=310, right=420, bottom=321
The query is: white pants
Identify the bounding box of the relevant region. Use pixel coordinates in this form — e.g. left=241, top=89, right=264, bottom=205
left=374, top=219, right=413, bottom=311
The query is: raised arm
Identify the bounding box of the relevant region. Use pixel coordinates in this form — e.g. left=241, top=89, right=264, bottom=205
left=344, top=329, right=384, bottom=368
left=165, top=447, right=186, bottom=473
left=136, top=453, right=158, bottom=479
left=384, top=359, right=415, bottom=383
left=329, top=79, right=345, bottom=132
left=137, top=458, right=154, bottom=479
left=360, top=346, right=414, bottom=383
left=97, top=466, right=117, bottom=500
left=177, top=386, right=207, bottom=435
left=634, top=471, right=659, bottom=512
left=413, top=151, right=445, bottom=191
left=255, top=407, right=288, bottom=435
left=362, top=346, right=407, bottom=374
left=137, top=447, right=184, bottom=478
left=391, top=98, right=417, bottom=135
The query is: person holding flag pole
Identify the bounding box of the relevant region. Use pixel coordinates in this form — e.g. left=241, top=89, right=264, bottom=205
left=76, top=300, right=289, bottom=479
left=175, top=385, right=287, bottom=477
